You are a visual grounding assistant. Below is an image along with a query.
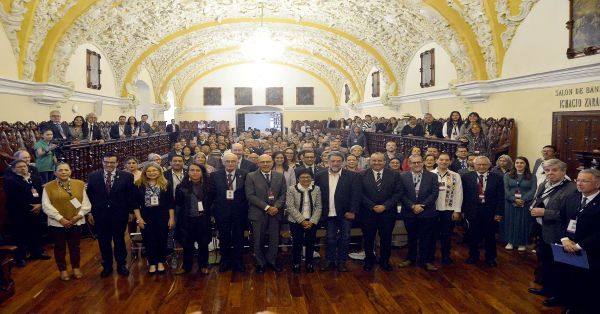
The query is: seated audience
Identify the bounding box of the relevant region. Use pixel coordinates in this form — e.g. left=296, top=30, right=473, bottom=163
left=401, top=116, right=424, bottom=136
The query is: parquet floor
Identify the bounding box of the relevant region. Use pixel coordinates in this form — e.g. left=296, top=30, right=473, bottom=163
left=4, top=234, right=563, bottom=314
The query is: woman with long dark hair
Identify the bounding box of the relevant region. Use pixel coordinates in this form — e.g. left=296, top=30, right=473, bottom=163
left=502, top=156, right=536, bottom=251
left=126, top=116, right=140, bottom=137
left=442, top=111, right=463, bottom=140
left=69, top=115, right=86, bottom=142
left=459, top=112, right=488, bottom=136
left=272, top=151, right=296, bottom=187
left=174, top=163, right=213, bottom=274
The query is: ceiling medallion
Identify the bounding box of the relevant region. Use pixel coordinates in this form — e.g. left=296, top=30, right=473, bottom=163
left=240, top=2, right=285, bottom=61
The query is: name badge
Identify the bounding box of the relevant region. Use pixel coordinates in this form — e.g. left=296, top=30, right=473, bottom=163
left=567, top=219, right=577, bottom=233
left=268, top=191, right=275, bottom=201
left=226, top=190, right=234, bottom=200
left=439, top=181, right=446, bottom=191
left=515, top=193, right=522, bottom=199
left=70, top=198, right=82, bottom=208
left=31, top=188, right=39, bottom=198
left=479, top=194, right=485, bottom=203
left=474, top=150, right=480, bottom=154
left=397, top=204, right=402, bottom=213
left=198, top=201, right=204, bottom=212
left=150, top=196, right=159, bottom=206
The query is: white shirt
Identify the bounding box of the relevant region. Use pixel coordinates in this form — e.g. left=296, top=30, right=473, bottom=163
left=42, top=184, right=91, bottom=228
left=328, top=170, right=341, bottom=217
left=372, top=169, right=383, bottom=182
left=442, top=123, right=461, bottom=140
left=171, top=170, right=184, bottom=197
left=119, top=124, right=125, bottom=136
left=432, top=169, right=463, bottom=212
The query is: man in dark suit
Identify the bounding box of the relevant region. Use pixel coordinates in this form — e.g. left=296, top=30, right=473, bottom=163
left=42, top=110, right=70, bottom=141
left=83, top=112, right=104, bottom=142
left=295, top=150, right=323, bottom=178
left=314, top=151, right=360, bottom=272
left=138, top=114, right=153, bottom=135
left=164, top=155, right=186, bottom=198
left=359, top=152, right=401, bottom=271
left=325, top=118, right=338, bottom=129
left=449, top=146, right=469, bottom=172
left=231, top=143, right=258, bottom=172
left=559, top=168, right=600, bottom=314
left=210, top=153, right=249, bottom=272
left=461, top=156, right=504, bottom=266
left=422, top=113, right=444, bottom=139
left=245, top=154, right=287, bottom=273
left=399, top=155, right=440, bottom=271
left=166, top=119, right=180, bottom=145
left=528, top=158, right=577, bottom=306
left=86, top=153, right=135, bottom=277
left=166, top=142, right=183, bottom=165
left=109, top=115, right=127, bottom=139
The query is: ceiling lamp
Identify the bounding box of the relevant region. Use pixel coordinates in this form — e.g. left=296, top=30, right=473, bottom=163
left=241, top=3, right=285, bottom=61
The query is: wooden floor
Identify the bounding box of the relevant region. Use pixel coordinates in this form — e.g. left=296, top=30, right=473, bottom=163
left=4, top=235, right=563, bottom=314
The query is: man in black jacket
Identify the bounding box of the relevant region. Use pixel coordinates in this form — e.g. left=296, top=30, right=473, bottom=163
left=83, top=112, right=104, bottom=142
left=41, top=110, right=70, bottom=141
left=166, top=119, right=180, bottom=145
left=86, top=153, right=136, bottom=277
left=109, top=116, right=127, bottom=139
left=422, top=113, right=444, bottom=139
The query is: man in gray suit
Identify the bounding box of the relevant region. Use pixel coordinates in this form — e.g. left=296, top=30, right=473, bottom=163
left=528, top=158, right=577, bottom=307
left=245, top=154, right=287, bottom=273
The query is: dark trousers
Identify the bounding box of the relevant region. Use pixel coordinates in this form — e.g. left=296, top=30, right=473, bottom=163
left=537, top=240, right=559, bottom=297
left=250, top=215, right=280, bottom=266
left=404, top=217, right=437, bottom=264
left=325, top=217, right=353, bottom=264
left=290, top=223, right=317, bottom=265
left=182, top=217, right=211, bottom=270
left=467, top=213, right=497, bottom=261
left=49, top=226, right=82, bottom=271
left=362, top=214, right=395, bottom=264
left=140, top=209, right=169, bottom=265
left=12, top=216, right=45, bottom=260
left=216, top=217, right=245, bottom=265
left=560, top=263, right=598, bottom=313
left=96, top=219, right=128, bottom=269
left=437, top=211, right=454, bottom=259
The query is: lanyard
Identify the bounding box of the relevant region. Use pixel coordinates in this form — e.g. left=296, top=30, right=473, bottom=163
left=148, top=184, right=160, bottom=196
left=438, top=171, right=448, bottom=180
left=57, top=179, right=72, bottom=197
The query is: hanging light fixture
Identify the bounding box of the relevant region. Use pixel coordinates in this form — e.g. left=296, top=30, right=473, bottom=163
left=241, top=2, right=285, bottom=61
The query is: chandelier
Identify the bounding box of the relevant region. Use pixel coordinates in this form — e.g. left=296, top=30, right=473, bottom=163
left=241, top=3, right=285, bottom=61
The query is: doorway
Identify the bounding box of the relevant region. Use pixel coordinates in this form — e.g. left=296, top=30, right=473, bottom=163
left=235, top=106, right=283, bottom=133
left=552, top=111, right=600, bottom=178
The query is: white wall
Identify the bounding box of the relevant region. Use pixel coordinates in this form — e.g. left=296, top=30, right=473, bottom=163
left=65, top=43, right=118, bottom=97
left=502, top=0, right=600, bottom=78
left=0, top=26, right=18, bottom=79
left=402, top=42, right=458, bottom=95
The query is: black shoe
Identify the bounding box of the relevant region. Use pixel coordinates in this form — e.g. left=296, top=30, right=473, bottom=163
left=15, top=259, right=26, bottom=268
left=267, top=263, right=282, bottom=272
left=100, top=268, right=113, bottom=278
left=31, top=254, right=51, bottom=260
left=219, top=262, right=231, bottom=273
left=528, top=288, right=547, bottom=296
left=465, top=257, right=479, bottom=264
left=117, top=265, right=129, bottom=276
left=543, top=297, right=563, bottom=307
left=485, top=259, right=498, bottom=267
left=380, top=262, right=393, bottom=272
left=321, top=262, right=336, bottom=271
left=255, top=265, right=265, bottom=273
left=305, top=264, right=314, bottom=273
left=363, top=261, right=374, bottom=271
left=233, top=262, right=246, bottom=273
left=337, top=263, right=348, bottom=272
left=442, top=257, right=454, bottom=265
left=292, top=264, right=301, bottom=273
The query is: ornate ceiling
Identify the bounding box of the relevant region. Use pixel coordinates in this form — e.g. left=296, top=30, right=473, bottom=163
left=0, top=0, right=539, bottom=106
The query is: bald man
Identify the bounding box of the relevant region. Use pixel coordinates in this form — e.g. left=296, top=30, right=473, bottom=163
left=245, top=154, right=287, bottom=273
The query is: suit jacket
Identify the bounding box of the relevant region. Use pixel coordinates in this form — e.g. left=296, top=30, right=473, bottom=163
left=240, top=158, right=258, bottom=172
left=562, top=192, right=600, bottom=268
left=325, top=120, right=338, bottom=129
left=423, top=121, right=444, bottom=138
left=166, top=124, right=180, bottom=142
left=209, top=169, right=249, bottom=222
left=461, top=171, right=505, bottom=221
left=400, top=170, right=439, bottom=219
left=294, top=164, right=324, bottom=178
left=138, top=121, right=153, bottom=134
left=109, top=124, right=126, bottom=139
left=164, top=169, right=186, bottom=188
left=42, top=121, right=70, bottom=140
left=82, top=123, right=102, bottom=141
left=450, top=158, right=468, bottom=173
left=360, top=168, right=401, bottom=220
left=532, top=158, right=544, bottom=176
left=532, top=179, right=577, bottom=244
left=3, top=172, right=43, bottom=221
left=314, top=169, right=361, bottom=219
left=384, top=152, right=404, bottom=166
left=86, top=170, right=135, bottom=223
left=124, top=124, right=138, bottom=137
left=245, top=170, right=287, bottom=221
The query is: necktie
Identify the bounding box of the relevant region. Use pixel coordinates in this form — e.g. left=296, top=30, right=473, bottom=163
left=227, top=173, right=233, bottom=189
left=309, top=166, right=314, bottom=174
left=581, top=197, right=588, bottom=209
left=376, top=172, right=382, bottom=191
left=105, top=172, right=112, bottom=194
left=89, top=124, right=93, bottom=140
left=56, top=123, right=66, bottom=138
left=478, top=174, right=484, bottom=196
left=461, top=160, right=466, bottom=168
left=265, top=173, right=271, bottom=185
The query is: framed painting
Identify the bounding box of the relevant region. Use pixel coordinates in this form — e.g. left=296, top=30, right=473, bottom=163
left=567, top=0, right=600, bottom=58
left=86, top=49, right=101, bottom=90
left=203, top=87, right=221, bottom=106
left=296, top=87, right=314, bottom=105
left=266, top=87, right=283, bottom=105
left=420, top=48, right=435, bottom=88
left=235, top=87, right=252, bottom=106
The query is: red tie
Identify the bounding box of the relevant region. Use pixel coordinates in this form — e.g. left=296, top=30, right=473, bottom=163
left=105, top=173, right=112, bottom=194
left=478, top=174, right=484, bottom=196
left=227, top=173, right=233, bottom=189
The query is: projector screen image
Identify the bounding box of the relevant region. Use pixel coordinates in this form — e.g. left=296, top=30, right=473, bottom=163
left=244, top=113, right=273, bottom=130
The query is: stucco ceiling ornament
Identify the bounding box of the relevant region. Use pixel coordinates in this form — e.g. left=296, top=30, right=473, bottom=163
left=496, top=0, right=540, bottom=49
left=0, top=0, right=29, bottom=59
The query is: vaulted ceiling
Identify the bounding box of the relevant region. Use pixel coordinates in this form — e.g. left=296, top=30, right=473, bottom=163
left=0, top=0, right=538, bottom=105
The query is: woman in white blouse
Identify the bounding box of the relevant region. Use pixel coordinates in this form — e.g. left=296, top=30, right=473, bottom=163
left=42, top=163, right=91, bottom=281
left=430, top=153, right=463, bottom=265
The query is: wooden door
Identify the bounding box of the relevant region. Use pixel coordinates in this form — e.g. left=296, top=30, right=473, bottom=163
left=552, top=111, right=600, bottom=178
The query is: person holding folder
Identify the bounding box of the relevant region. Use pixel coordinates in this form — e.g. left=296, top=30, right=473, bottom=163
left=559, top=168, right=600, bottom=314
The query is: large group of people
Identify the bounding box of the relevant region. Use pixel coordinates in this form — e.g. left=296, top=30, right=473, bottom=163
left=3, top=111, right=599, bottom=314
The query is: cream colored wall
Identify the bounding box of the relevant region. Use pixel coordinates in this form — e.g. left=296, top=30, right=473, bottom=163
left=402, top=42, right=458, bottom=95
left=502, top=0, right=600, bottom=78
left=136, top=67, right=156, bottom=104
left=65, top=43, right=118, bottom=97
left=362, top=67, right=386, bottom=102
left=0, top=26, right=18, bottom=79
